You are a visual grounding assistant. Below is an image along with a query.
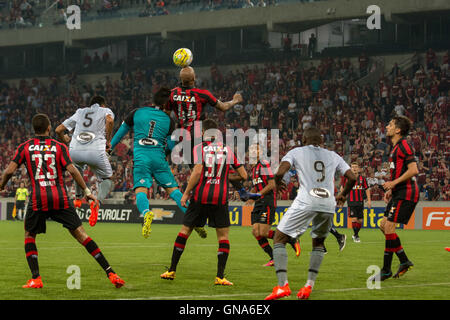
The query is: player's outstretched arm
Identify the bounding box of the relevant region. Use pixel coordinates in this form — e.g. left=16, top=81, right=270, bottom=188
left=215, top=93, right=243, bottom=112
left=55, top=124, right=71, bottom=145
left=0, top=161, right=18, bottom=191
left=110, top=122, right=131, bottom=151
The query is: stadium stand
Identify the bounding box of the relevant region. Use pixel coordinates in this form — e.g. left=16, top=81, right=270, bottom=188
left=0, top=48, right=448, bottom=203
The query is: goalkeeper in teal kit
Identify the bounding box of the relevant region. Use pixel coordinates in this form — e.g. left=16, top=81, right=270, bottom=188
left=110, top=87, right=206, bottom=238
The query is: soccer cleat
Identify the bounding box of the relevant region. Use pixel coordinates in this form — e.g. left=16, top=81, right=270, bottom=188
left=337, top=234, right=347, bottom=251
left=393, top=261, right=414, bottom=279
left=214, top=277, right=233, bottom=286
left=264, top=283, right=291, bottom=300
left=194, top=226, right=207, bottom=239
left=88, top=200, right=100, bottom=227
left=108, top=272, right=125, bottom=288
left=22, top=276, right=43, bottom=289
left=160, top=270, right=176, bottom=280
left=73, top=199, right=82, bottom=208
left=446, top=247, right=450, bottom=252
left=263, top=260, right=274, bottom=267
left=142, top=210, right=154, bottom=238
left=370, top=269, right=392, bottom=282
left=297, top=285, right=312, bottom=300
left=288, top=238, right=301, bottom=257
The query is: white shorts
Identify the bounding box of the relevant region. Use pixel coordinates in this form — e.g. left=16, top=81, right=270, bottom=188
left=70, top=149, right=112, bottom=180
left=277, top=198, right=333, bottom=239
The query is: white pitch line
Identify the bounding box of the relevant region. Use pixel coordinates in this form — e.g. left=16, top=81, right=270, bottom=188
left=119, top=282, right=450, bottom=300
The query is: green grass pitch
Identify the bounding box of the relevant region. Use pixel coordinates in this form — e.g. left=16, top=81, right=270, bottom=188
left=0, top=221, right=449, bottom=300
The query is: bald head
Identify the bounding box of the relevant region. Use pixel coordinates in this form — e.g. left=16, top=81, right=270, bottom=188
left=180, top=66, right=195, bottom=87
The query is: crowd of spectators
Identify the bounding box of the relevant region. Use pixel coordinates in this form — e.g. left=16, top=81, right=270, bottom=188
left=0, top=48, right=448, bottom=204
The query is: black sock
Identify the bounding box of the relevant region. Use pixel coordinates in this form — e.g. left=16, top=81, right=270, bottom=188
left=170, top=233, right=189, bottom=272
left=82, top=237, right=114, bottom=275
left=25, top=237, right=40, bottom=279
left=383, top=251, right=394, bottom=272
left=256, top=236, right=273, bottom=260
left=329, top=227, right=341, bottom=239
left=393, top=235, right=409, bottom=264
left=384, top=233, right=404, bottom=272
left=217, top=240, right=230, bottom=278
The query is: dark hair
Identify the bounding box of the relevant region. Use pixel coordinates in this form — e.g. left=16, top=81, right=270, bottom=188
left=203, top=119, right=218, bottom=131
left=32, top=114, right=51, bottom=134
left=302, top=126, right=322, bottom=146
left=392, top=115, right=412, bottom=136
left=90, top=95, right=106, bottom=106
left=154, top=87, right=171, bottom=107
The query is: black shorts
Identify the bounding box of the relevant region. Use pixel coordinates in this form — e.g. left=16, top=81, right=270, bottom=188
left=24, top=206, right=82, bottom=234
left=183, top=200, right=230, bottom=228
left=384, top=199, right=417, bottom=224
left=16, top=200, right=26, bottom=210
left=348, top=204, right=364, bottom=219
left=251, top=201, right=276, bottom=225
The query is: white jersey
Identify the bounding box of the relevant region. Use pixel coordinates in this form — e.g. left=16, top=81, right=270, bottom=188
left=281, top=145, right=350, bottom=213
left=62, top=104, right=114, bottom=151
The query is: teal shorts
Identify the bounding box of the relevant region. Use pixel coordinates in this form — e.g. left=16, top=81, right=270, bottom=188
left=133, top=149, right=178, bottom=190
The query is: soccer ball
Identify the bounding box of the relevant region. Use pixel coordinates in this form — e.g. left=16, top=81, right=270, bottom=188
left=173, top=48, right=193, bottom=68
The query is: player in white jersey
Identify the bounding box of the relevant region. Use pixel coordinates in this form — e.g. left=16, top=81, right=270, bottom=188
left=55, top=96, right=114, bottom=226
left=265, top=126, right=356, bottom=301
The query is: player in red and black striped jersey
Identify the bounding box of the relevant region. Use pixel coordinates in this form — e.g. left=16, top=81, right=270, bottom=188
left=340, top=162, right=371, bottom=243
left=168, top=66, right=259, bottom=201
left=161, top=119, right=248, bottom=286
left=0, top=114, right=124, bottom=289
left=248, top=144, right=277, bottom=265
left=372, top=116, right=419, bottom=281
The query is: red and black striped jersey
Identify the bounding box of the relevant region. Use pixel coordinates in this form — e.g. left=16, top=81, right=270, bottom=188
left=342, top=175, right=369, bottom=205
left=389, top=137, right=419, bottom=202
left=168, top=86, right=218, bottom=138
left=251, top=160, right=276, bottom=206
left=192, top=140, right=241, bottom=205
left=11, top=136, right=72, bottom=211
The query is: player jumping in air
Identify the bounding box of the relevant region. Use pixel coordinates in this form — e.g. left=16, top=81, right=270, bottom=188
left=0, top=114, right=124, bottom=289
left=55, top=96, right=115, bottom=226
left=110, top=87, right=205, bottom=238
left=371, top=116, right=419, bottom=281
left=265, top=126, right=356, bottom=300
left=247, top=143, right=300, bottom=266
left=168, top=66, right=260, bottom=201
left=160, top=119, right=248, bottom=285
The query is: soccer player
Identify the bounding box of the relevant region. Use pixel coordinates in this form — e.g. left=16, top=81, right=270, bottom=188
left=373, top=116, right=419, bottom=281
left=340, top=162, right=371, bottom=242
left=0, top=114, right=124, bottom=289
left=14, top=182, right=29, bottom=221
left=55, top=96, right=115, bottom=226
left=265, top=126, right=356, bottom=300
left=247, top=143, right=300, bottom=266
left=160, top=119, right=248, bottom=285
left=168, top=66, right=259, bottom=201
left=110, top=87, right=205, bottom=238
